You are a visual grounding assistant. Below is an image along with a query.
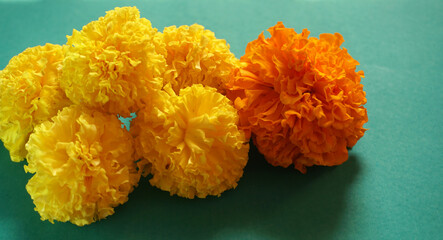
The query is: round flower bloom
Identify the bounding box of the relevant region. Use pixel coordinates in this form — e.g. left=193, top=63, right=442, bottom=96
left=25, top=105, right=140, bottom=226
left=227, top=22, right=368, bottom=173
left=160, top=24, right=240, bottom=94
left=0, top=44, right=71, bottom=162
left=61, top=7, right=166, bottom=117
left=131, top=85, right=249, bottom=199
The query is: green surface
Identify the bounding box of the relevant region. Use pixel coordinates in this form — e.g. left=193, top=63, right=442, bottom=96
left=0, top=0, right=442, bottom=239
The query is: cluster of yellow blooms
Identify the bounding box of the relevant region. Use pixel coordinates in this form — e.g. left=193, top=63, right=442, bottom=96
left=0, top=7, right=367, bottom=226
left=0, top=7, right=245, bottom=226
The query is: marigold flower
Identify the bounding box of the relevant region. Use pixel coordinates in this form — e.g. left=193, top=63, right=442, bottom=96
left=61, top=7, right=166, bottom=117
left=227, top=22, right=368, bottom=173
left=160, top=24, right=240, bottom=94
left=25, top=105, right=140, bottom=226
left=132, top=85, right=249, bottom=199
left=0, top=44, right=71, bottom=162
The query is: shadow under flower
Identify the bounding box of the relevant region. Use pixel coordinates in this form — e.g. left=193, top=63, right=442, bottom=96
left=8, top=141, right=360, bottom=240
left=107, top=143, right=361, bottom=240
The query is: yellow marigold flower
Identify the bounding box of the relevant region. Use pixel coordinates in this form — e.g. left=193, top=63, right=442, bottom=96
left=61, top=7, right=166, bottom=117
left=25, top=105, right=140, bottom=226
left=0, top=44, right=71, bottom=162
left=227, top=22, right=368, bottom=173
left=161, top=24, right=240, bottom=94
left=132, top=85, right=249, bottom=199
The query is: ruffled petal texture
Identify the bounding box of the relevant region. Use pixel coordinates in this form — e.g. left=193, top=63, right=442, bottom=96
left=132, top=84, right=249, bottom=199
left=0, top=44, right=71, bottom=162
left=227, top=22, right=368, bottom=173
left=160, top=24, right=240, bottom=94
left=25, top=105, right=140, bottom=226
left=61, top=7, right=166, bottom=117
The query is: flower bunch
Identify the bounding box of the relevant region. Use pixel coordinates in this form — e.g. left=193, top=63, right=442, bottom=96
left=0, top=7, right=367, bottom=226
left=227, top=22, right=368, bottom=173
left=0, top=6, right=246, bottom=225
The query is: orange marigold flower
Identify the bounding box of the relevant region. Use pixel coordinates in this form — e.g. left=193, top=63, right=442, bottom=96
left=131, top=85, right=249, bottom=199
left=0, top=44, right=71, bottom=162
left=25, top=105, right=140, bottom=226
left=227, top=22, right=368, bottom=173
left=160, top=24, right=240, bottom=94
left=61, top=7, right=166, bottom=117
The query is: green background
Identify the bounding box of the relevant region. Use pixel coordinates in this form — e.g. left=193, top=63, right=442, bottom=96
left=0, top=0, right=442, bottom=239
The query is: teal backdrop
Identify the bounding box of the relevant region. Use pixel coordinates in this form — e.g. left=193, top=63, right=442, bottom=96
left=0, top=0, right=442, bottom=239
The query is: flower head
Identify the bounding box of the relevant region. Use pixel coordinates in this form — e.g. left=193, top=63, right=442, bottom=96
left=227, top=22, right=368, bottom=173
left=132, top=85, right=249, bottom=198
left=61, top=7, right=166, bottom=117
left=25, top=105, right=140, bottom=226
left=0, top=44, right=71, bottom=162
left=160, top=24, right=240, bottom=94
